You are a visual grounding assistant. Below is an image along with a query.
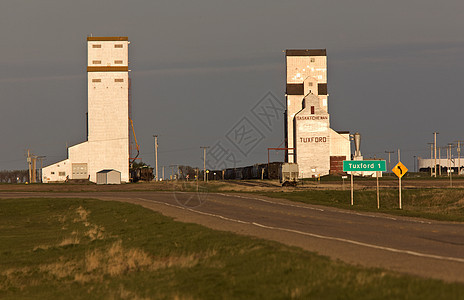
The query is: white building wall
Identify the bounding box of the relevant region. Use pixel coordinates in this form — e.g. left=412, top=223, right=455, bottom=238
left=294, top=94, right=330, bottom=178
left=329, top=130, right=350, bottom=158
left=87, top=71, right=129, bottom=182
left=286, top=54, right=327, bottom=111
left=87, top=40, right=128, bottom=67
left=42, top=159, right=72, bottom=183
left=286, top=56, right=327, bottom=84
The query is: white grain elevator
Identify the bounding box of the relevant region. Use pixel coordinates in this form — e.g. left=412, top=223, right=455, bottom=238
left=42, top=36, right=130, bottom=183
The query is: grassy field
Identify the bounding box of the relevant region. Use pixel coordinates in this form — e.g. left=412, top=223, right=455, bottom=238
left=1, top=198, right=464, bottom=299
left=260, top=189, right=464, bottom=222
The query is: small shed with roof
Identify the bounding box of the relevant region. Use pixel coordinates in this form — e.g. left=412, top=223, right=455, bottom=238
left=96, top=169, right=121, bottom=185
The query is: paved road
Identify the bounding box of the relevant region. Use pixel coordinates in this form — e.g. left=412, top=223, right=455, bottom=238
left=1, top=191, right=464, bottom=283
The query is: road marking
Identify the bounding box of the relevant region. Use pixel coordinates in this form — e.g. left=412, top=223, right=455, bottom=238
left=136, top=197, right=464, bottom=264
left=250, top=223, right=464, bottom=264
left=217, top=193, right=432, bottom=224
left=136, top=197, right=249, bottom=224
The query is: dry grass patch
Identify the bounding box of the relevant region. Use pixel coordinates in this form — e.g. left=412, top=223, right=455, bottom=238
left=58, top=233, right=80, bottom=246
left=84, top=240, right=207, bottom=277
left=39, top=258, right=79, bottom=279
left=2, top=240, right=211, bottom=289
left=85, top=224, right=106, bottom=240
left=85, top=240, right=154, bottom=276
left=32, top=244, right=51, bottom=251
left=74, top=206, right=89, bottom=223
left=116, top=285, right=151, bottom=300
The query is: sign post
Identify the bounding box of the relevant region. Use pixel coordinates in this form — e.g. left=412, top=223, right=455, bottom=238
left=376, top=171, right=380, bottom=209
left=342, top=175, right=347, bottom=190
left=343, top=160, right=386, bottom=206
left=351, top=172, right=354, bottom=205
left=392, top=161, right=408, bottom=209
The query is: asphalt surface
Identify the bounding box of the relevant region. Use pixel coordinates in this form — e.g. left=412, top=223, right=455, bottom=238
left=1, top=190, right=464, bottom=283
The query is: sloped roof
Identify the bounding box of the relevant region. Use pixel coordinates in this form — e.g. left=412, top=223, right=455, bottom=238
left=97, top=169, right=121, bottom=174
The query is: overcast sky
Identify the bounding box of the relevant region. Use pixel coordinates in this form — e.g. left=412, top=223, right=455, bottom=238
left=1, top=0, right=464, bottom=172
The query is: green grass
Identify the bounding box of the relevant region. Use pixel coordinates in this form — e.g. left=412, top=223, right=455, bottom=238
left=260, top=189, right=464, bottom=222
left=0, top=198, right=464, bottom=299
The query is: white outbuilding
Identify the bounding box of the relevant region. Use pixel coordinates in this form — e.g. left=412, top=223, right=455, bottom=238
left=96, top=169, right=121, bottom=185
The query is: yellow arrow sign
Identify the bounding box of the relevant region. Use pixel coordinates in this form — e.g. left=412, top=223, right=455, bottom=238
left=392, top=162, right=408, bottom=178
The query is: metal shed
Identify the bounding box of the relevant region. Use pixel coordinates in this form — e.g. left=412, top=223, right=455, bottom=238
left=96, top=169, right=121, bottom=185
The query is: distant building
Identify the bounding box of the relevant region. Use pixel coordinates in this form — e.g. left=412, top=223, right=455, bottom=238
left=285, top=49, right=350, bottom=178
left=42, top=36, right=130, bottom=183
left=418, top=158, right=464, bottom=174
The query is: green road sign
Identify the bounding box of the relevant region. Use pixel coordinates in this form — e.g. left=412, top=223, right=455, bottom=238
left=343, top=160, right=386, bottom=172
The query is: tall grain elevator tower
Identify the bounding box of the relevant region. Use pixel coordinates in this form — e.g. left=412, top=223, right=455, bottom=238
left=285, top=49, right=350, bottom=178
left=85, top=36, right=129, bottom=182
left=285, top=49, right=328, bottom=163
left=42, top=37, right=130, bottom=183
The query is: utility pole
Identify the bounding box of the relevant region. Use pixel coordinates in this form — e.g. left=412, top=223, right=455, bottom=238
left=27, top=149, right=32, bottom=183
left=162, top=166, right=165, bottom=181
left=455, top=140, right=463, bottom=176
left=433, top=132, right=439, bottom=177
left=385, top=151, right=394, bottom=173
left=26, top=150, right=39, bottom=183
left=448, top=143, right=454, bottom=177
left=446, top=145, right=449, bottom=176
left=413, top=155, right=416, bottom=172
left=169, top=164, right=179, bottom=180
left=200, top=146, right=209, bottom=181
left=398, top=149, right=402, bottom=209
left=456, top=141, right=461, bottom=176
left=427, top=143, right=434, bottom=177
left=32, top=155, right=37, bottom=183
left=37, top=156, right=46, bottom=183
left=169, top=165, right=175, bottom=180
left=153, top=135, right=158, bottom=181
left=438, top=146, right=442, bottom=176
left=448, top=143, right=454, bottom=187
